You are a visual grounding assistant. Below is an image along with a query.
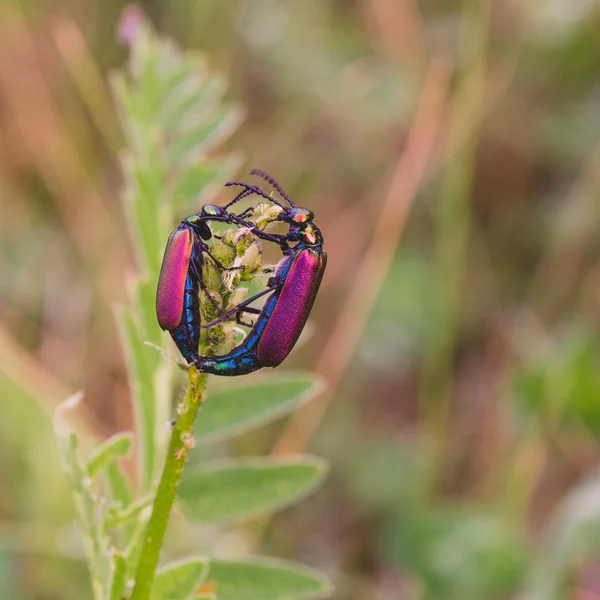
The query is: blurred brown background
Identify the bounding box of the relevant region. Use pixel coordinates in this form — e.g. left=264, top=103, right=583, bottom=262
left=2, top=1, right=600, bottom=598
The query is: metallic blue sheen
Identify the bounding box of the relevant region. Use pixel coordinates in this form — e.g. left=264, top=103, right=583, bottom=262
left=167, top=236, right=203, bottom=364
left=194, top=239, right=326, bottom=377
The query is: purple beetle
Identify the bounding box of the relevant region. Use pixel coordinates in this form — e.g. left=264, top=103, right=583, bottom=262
left=192, top=171, right=327, bottom=376
left=156, top=200, right=255, bottom=365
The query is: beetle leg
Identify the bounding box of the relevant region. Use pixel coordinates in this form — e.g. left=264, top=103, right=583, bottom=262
left=203, top=248, right=244, bottom=272
left=198, top=278, right=222, bottom=312
left=201, top=283, right=280, bottom=329
left=237, top=307, right=261, bottom=327
left=246, top=227, right=290, bottom=250
left=185, top=258, right=222, bottom=314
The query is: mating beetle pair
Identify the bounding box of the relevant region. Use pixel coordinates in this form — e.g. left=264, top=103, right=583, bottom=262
left=156, top=170, right=327, bottom=376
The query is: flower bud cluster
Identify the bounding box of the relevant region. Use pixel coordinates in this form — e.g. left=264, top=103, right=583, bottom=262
left=199, top=214, right=265, bottom=355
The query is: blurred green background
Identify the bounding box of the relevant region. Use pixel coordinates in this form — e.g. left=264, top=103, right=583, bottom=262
left=2, top=1, right=600, bottom=598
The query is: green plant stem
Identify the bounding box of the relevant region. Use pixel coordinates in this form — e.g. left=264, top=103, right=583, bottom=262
left=131, top=367, right=207, bottom=600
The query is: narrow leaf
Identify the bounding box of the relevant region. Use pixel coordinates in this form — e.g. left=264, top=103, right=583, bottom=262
left=107, top=551, right=127, bottom=600
left=161, top=75, right=226, bottom=132
left=105, top=494, right=153, bottom=531
left=206, top=557, right=332, bottom=600
left=124, top=516, right=149, bottom=574
left=179, top=456, right=328, bottom=523
left=110, top=74, right=141, bottom=150
left=150, top=557, right=209, bottom=600
left=115, top=307, right=156, bottom=490
left=105, top=460, right=134, bottom=509
left=87, top=432, right=133, bottom=477
left=121, top=153, right=164, bottom=276
left=54, top=394, right=113, bottom=597
left=172, top=153, right=243, bottom=212
left=195, top=372, right=324, bottom=444
left=156, top=52, right=201, bottom=102
left=166, top=106, right=244, bottom=168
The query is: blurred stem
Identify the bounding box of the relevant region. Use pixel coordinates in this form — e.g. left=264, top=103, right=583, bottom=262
left=131, top=367, right=207, bottom=600
left=502, top=433, right=546, bottom=515
left=420, top=0, right=488, bottom=484
left=51, top=17, right=122, bottom=153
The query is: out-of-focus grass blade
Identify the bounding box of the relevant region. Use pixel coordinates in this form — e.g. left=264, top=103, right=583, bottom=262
left=0, top=548, right=18, bottom=599
left=178, top=456, right=328, bottom=523
left=194, top=372, right=325, bottom=444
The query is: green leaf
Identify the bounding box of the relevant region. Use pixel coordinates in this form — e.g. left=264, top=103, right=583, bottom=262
left=172, top=153, right=244, bottom=212
left=124, top=516, right=149, bottom=575
left=115, top=307, right=157, bottom=491
left=179, top=456, right=328, bottom=523
left=110, top=74, right=140, bottom=148
left=136, top=277, right=163, bottom=345
left=121, top=153, right=164, bottom=275
left=53, top=394, right=113, bottom=597
left=105, top=460, right=134, bottom=509
left=156, top=52, right=201, bottom=102
left=385, top=507, right=527, bottom=600
left=195, top=372, right=324, bottom=444
left=86, top=432, right=133, bottom=477
left=161, top=75, right=226, bottom=132
left=105, top=494, right=153, bottom=531
left=206, top=557, right=332, bottom=600
left=166, top=106, right=244, bottom=168
left=108, top=551, right=127, bottom=600
left=150, top=557, right=208, bottom=600
left=512, top=328, right=600, bottom=437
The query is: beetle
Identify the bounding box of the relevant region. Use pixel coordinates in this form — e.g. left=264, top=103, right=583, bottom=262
left=192, top=171, right=327, bottom=376
left=156, top=192, right=257, bottom=365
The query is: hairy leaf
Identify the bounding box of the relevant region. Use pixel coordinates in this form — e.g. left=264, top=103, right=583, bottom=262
left=179, top=456, right=328, bottom=523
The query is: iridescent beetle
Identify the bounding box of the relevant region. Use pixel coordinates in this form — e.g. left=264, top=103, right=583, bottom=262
left=156, top=170, right=326, bottom=376
left=192, top=170, right=327, bottom=376
left=155, top=193, right=255, bottom=365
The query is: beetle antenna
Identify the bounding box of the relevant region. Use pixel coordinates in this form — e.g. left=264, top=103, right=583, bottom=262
left=222, top=187, right=256, bottom=211
left=249, top=169, right=296, bottom=207
left=225, top=181, right=287, bottom=210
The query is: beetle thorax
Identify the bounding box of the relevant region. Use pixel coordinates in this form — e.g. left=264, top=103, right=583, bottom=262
left=297, top=223, right=323, bottom=247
